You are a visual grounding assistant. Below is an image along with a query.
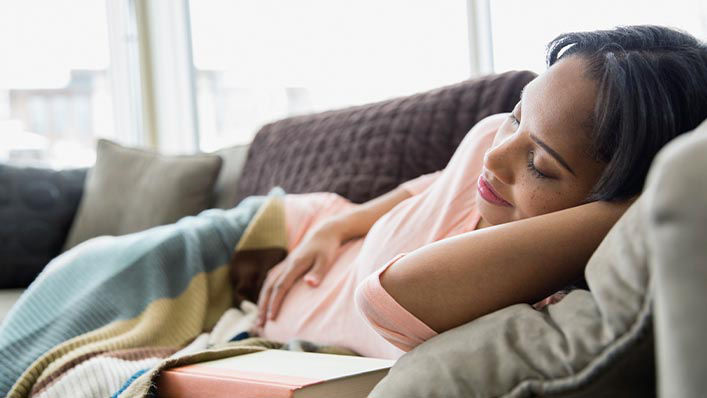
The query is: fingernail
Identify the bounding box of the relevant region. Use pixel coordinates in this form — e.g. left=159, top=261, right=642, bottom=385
left=305, top=275, right=319, bottom=285
left=268, top=311, right=273, bottom=319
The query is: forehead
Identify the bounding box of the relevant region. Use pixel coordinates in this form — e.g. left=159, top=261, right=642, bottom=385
left=522, top=56, right=598, bottom=161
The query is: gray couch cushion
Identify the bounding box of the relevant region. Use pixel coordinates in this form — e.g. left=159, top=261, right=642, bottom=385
left=0, top=164, right=86, bottom=288
left=371, top=195, right=653, bottom=398
left=63, top=139, right=223, bottom=250
left=212, top=143, right=250, bottom=209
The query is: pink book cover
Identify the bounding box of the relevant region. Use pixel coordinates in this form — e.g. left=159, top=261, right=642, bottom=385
left=156, top=349, right=396, bottom=398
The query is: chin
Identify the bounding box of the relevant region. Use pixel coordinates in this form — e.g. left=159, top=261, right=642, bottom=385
left=477, top=204, right=511, bottom=226
left=479, top=213, right=504, bottom=226
left=476, top=191, right=518, bottom=226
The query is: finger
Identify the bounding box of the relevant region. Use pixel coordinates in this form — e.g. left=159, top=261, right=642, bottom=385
left=268, top=263, right=308, bottom=320
left=256, top=271, right=274, bottom=316
left=267, top=277, right=291, bottom=321
left=304, top=256, right=328, bottom=287
left=256, top=284, right=272, bottom=327
left=256, top=268, right=280, bottom=326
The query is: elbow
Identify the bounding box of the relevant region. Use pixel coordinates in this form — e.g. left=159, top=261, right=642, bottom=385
left=353, top=276, right=381, bottom=336
left=354, top=255, right=439, bottom=352
left=353, top=253, right=407, bottom=324
left=354, top=274, right=419, bottom=352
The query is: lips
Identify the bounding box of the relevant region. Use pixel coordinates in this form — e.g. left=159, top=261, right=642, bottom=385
left=477, top=175, right=512, bottom=207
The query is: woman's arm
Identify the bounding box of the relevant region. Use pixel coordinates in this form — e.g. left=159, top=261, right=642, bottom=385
left=256, top=184, right=415, bottom=324
left=379, top=199, right=635, bottom=334
left=323, top=185, right=413, bottom=241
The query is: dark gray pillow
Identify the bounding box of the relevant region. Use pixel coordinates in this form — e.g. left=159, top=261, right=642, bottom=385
left=63, top=139, right=223, bottom=250
left=0, top=164, right=87, bottom=287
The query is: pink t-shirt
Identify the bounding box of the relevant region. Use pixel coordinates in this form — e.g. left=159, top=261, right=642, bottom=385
left=259, top=114, right=504, bottom=359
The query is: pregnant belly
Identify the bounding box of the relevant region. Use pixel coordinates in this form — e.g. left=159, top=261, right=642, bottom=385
left=259, top=238, right=364, bottom=342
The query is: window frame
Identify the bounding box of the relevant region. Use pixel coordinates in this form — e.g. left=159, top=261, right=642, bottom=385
left=136, top=0, right=483, bottom=153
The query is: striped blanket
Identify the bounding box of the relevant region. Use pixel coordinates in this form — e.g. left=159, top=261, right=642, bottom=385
left=0, top=188, right=356, bottom=397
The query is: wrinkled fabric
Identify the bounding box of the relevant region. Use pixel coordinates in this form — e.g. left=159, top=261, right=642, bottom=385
left=354, top=253, right=439, bottom=352
left=260, top=114, right=504, bottom=358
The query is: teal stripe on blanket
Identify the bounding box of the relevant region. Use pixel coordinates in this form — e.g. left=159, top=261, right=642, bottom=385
left=111, top=368, right=149, bottom=398
left=0, top=189, right=283, bottom=395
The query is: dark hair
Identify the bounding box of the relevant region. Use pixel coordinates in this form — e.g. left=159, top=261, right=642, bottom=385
left=546, top=25, right=707, bottom=201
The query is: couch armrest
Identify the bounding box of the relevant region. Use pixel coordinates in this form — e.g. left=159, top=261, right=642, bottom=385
left=212, top=143, right=251, bottom=209
left=647, top=119, right=707, bottom=398
left=0, top=289, right=25, bottom=325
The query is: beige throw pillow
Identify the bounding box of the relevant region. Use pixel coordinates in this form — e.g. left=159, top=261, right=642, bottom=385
left=370, top=197, right=653, bottom=398
left=63, top=139, right=223, bottom=250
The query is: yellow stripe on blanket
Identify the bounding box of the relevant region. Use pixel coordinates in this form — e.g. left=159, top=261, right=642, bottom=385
left=235, top=194, right=287, bottom=252
left=10, top=266, right=231, bottom=398
left=9, top=196, right=289, bottom=398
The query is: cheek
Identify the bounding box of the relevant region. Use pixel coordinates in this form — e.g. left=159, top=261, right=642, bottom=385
left=514, top=179, right=568, bottom=218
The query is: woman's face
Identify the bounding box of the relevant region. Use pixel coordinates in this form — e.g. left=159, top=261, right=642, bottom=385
left=477, top=56, right=606, bottom=226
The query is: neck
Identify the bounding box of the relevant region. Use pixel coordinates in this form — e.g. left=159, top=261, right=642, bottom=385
left=476, top=217, right=492, bottom=230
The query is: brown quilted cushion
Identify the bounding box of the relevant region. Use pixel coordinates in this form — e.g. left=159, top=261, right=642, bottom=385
left=234, top=70, right=537, bottom=204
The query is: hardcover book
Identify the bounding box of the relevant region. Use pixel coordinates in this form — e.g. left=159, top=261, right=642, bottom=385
left=156, top=349, right=396, bottom=398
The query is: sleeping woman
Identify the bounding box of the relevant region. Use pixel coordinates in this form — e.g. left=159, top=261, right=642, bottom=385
left=253, top=25, right=707, bottom=359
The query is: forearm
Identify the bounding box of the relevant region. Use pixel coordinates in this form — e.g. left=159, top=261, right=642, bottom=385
left=380, top=199, right=633, bottom=333
left=322, top=186, right=412, bottom=241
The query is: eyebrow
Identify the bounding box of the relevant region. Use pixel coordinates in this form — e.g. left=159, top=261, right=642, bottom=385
left=529, top=134, right=576, bottom=176
left=518, top=84, right=576, bottom=176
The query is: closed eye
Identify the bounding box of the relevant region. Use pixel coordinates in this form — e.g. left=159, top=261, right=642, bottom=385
left=527, top=151, right=551, bottom=179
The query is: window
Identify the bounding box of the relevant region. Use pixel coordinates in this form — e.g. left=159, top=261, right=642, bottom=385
left=489, top=0, right=707, bottom=74
left=0, top=0, right=141, bottom=168
left=188, top=0, right=471, bottom=151
left=4, top=2, right=702, bottom=163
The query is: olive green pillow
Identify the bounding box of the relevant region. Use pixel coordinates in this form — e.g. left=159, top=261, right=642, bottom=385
left=63, top=139, right=223, bottom=250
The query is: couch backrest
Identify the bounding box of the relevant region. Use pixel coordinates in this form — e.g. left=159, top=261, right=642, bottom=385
left=212, top=143, right=251, bottom=209
left=234, top=70, right=537, bottom=204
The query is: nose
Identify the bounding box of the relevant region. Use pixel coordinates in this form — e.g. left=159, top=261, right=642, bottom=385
left=483, top=138, right=515, bottom=185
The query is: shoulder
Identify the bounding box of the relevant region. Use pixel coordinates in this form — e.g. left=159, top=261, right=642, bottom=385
left=455, top=113, right=507, bottom=154
left=470, top=113, right=508, bottom=139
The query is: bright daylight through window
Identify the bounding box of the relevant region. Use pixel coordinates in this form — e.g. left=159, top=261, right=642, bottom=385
left=2, top=0, right=704, bottom=166
left=490, top=0, right=706, bottom=74
left=0, top=0, right=118, bottom=168
left=188, top=0, right=470, bottom=151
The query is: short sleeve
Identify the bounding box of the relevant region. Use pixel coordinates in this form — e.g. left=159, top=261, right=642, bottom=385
left=399, top=170, right=443, bottom=196
left=354, top=253, right=439, bottom=352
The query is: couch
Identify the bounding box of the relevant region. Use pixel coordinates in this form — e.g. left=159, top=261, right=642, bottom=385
left=0, top=70, right=534, bottom=321
left=1, top=69, right=704, bottom=397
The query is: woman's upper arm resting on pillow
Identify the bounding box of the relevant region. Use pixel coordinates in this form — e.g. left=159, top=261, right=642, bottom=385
left=379, top=198, right=635, bottom=334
